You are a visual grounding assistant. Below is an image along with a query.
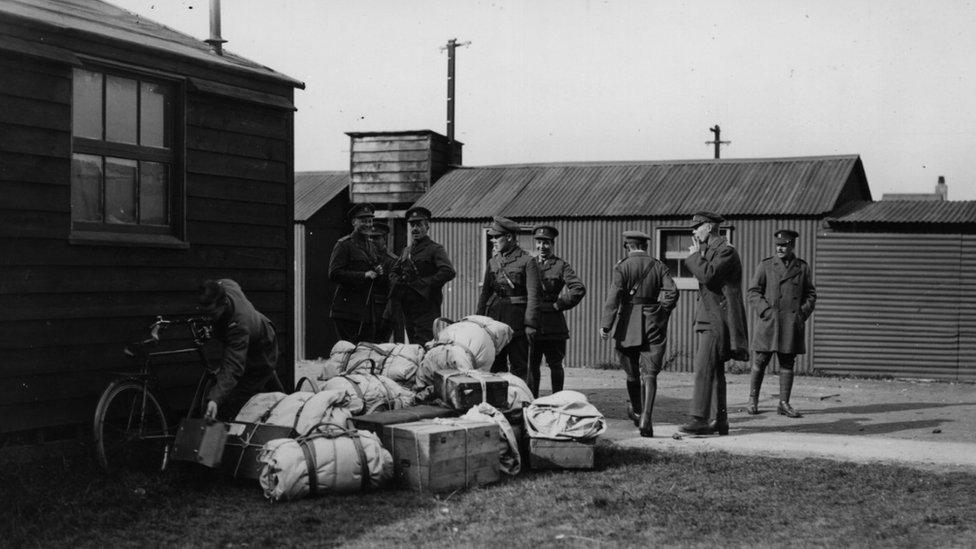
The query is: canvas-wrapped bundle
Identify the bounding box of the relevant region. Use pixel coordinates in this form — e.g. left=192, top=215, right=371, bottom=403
left=318, top=373, right=415, bottom=415
left=258, top=426, right=393, bottom=501
left=234, top=392, right=287, bottom=423
left=461, top=402, right=522, bottom=475
left=434, top=315, right=514, bottom=370
left=254, top=390, right=353, bottom=436
left=493, top=373, right=533, bottom=410
left=318, top=341, right=356, bottom=380
left=341, top=343, right=423, bottom=387
left=524, top=390, right=607, bottom=441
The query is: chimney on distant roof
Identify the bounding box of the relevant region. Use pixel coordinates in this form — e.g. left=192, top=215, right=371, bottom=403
left=205, top=0, right=227, bottom=56
left=936, top=176, right=947, bottom=200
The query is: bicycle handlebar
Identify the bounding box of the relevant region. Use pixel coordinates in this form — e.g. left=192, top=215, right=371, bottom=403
left=125, top=315, right=214, bottom=356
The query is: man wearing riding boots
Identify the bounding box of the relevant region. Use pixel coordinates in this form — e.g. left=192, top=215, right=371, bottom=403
left=477, top=216, right=540, bottom=382
left=746, top=229, right=817, bottom=418
left=529, top=225, right=586, bottom=397
left=600, top=230, right=678, bottom=437
left=198, top=279, right=283, bottom=421
left=328, top=203, right=382, bottom=342
left=385, top=206, right=456, bottom=344
left=368, top=220, right=401, bottom=343
left=680, top=212, right=749, bottom=436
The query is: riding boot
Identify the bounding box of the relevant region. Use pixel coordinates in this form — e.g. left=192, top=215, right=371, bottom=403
left=528, top=370, right=540, bottom=399
left=638, top=376, right=656, bottom=437
left=709, top=376, right=729, bottom=435
left=777, top=368, right=802, bottom=418
left=746, top=365, right=765, bottom=415
left=551, top=368, right=565, bottom=394
left=626, top=380, right=642, bottom=427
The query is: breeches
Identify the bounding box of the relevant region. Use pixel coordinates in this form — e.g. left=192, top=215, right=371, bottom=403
left=491, top=333, right=529, bottom=380
left=530, top=339, right=566, bottom=374
left=754, top=351, right=796, bottom=371
left=616, top=342, right=666, bottom=382
left=690, top=330, right=726, bottom=419
left=402, top=295, right=440, bottom=345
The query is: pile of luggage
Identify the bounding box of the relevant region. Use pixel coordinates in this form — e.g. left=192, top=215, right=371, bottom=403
left=173, top=315, right=607, bottom=501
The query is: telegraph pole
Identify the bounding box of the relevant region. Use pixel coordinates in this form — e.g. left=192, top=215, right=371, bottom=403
left=440, top=38, right=470, bottom=143
left=706, top=125, right=730, bottom=159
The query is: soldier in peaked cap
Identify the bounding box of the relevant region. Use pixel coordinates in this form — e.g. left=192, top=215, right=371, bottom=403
left=477, top=216, right=541, bottom=381
left=328, top=202, right=384, bottom=342
left=600, top=230, right=678, bottom=437
left=746, top=229, right=817, bottom=418
left=680, top=211, right=748, bottom=436
left=527, top=225, right=586, bottom=397
left=367, top=221, right=402, bottom=342
left=384, top=206, right=456, bottom=343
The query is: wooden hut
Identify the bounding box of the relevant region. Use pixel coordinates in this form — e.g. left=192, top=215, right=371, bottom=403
left=0, top=0, right=303, bottom=435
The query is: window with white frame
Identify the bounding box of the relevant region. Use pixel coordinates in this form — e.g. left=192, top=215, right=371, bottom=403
left=656, top=227, right=733, bottom=289
left=70, top=64, right=183, bottom=243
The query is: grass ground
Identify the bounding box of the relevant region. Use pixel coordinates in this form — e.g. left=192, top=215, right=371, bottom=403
left=3, top=443, right=976, bottom=548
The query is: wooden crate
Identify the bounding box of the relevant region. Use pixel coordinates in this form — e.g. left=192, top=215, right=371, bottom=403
left=433, top=370, right=508, bottom=411
left=529, top=438, right=596, bottom=470
left=170, top=418, right=228, bottom=468
left=388, top=419, right=500, bottom=492
left=350, top=405, right=459, bottom=447
left=222, top=422, right=295, bottom=480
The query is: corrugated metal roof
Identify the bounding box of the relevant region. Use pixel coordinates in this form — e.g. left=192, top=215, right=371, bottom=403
left=0, top=0, right=303, bottom=87
left=833, top=200, right=976, bottom=225
left=415, top=155, right=868, bottom=219
left=295, top=171, right=348, bottom=221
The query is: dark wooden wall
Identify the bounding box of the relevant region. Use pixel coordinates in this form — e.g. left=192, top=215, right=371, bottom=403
left=303, top=193, right=351, bottom=359
left=0, top=28, right=296, bottom=433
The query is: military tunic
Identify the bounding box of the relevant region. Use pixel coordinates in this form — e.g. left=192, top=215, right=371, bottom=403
left=389, top=236, right=457, bottom=343
left=529, top=254, right=586, bottom=395
left=328, top=231, right=379, bottom=341
left=476, top=245, right=540, bottom=379
left=747, top=256, right=816, bottom=354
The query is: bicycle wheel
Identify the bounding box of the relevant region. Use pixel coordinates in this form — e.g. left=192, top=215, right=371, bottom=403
left=93, top=381, right=170, bottom=474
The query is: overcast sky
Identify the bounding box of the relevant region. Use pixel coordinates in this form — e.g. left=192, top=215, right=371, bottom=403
left=109, top=0, right=976, bottom=200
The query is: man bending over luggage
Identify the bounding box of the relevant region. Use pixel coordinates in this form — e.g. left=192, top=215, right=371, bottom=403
left=198, top=279, right=283, bottom=421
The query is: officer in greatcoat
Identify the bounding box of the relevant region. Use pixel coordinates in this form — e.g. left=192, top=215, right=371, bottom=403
left=600, top=230, right=678, bottom=437
left=386, top=206, right=456, bottom=344
left=476, top=216, right=540, bottom=381
left=529, top=225, right=586, bottom=397
left=680, top=212, right=748, bottom=436
left=746, top=229, right=817, bottom=418
left=328, top=203, right=382, bottom=342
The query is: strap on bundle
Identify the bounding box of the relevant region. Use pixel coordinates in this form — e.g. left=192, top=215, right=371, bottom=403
left=291, top=396, right=313, bottom=432
left=427, top=341, right=480, bottom=371
left=258, top=395, right=286, bottom=423
left=300, top=422, right=371, bottom=492
left=294, top=377, right=319, bottom=393
left=299, top=438, right=319, bottom=497
left=457, top=317, right=502, bottom=354
left=371, top=373, right=398, bottom=412
left=340, top=375, right=368, bottom=415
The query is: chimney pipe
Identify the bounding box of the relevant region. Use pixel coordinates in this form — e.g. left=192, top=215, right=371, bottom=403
left=205, top=0, right=227, bottom=56
left=936, top=175, right=947, bottom=200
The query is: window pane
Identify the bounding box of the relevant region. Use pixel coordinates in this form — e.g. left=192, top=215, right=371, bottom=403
left=71, top=154, right=103, bottom=221
left=105, top=157, right=137, bottom=224
left=665, top=258, right=681, bottom=277
left=72, top=70, right=102, bottom=139
left=140, top=161, right=169, bottom=225
left=106, top=75, right=138, bottom=144
left=140, top=82, right=171, bottom=148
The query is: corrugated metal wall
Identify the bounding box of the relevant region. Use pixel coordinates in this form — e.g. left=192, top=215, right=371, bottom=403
left=433, top=217, right=821, bottom=373
left=816, top=231, right=976, bottom=380
left=294, top=224, right=306, bottom=360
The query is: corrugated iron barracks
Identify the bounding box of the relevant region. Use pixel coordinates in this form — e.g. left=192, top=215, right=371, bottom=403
left=296, top=131, right=976, bottom=385
left=3, top=1, right=975, bottom=436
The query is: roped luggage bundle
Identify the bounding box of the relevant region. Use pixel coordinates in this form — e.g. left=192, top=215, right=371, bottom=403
left=258, top=422, right=393, bottom=501
left=318, top=368, right=415, bottom=416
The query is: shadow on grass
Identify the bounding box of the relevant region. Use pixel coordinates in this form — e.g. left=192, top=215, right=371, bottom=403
left=801, top=401, right=976, bottom=415
left=730, top=416, right=948, bottom=436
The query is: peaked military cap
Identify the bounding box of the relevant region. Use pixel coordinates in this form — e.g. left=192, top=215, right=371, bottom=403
left=348, top=202, right=375, bottom=219
left=533, top=225, right=559, bottom=240
left=775, top=229, right=799, bottom=245
left=690, top=211, right=724, bottom=227
left=486, top=216, right=520, bottom=236
left=622, top=230, right=651, bottom=241
left=405, top=206, right=432, bottom=222
left=370, top=221, right=391, bottom=236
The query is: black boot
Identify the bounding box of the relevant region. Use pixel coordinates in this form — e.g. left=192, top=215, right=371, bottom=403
left=626, top=380, right=642, bottom=426
left=680, top=416, right=710, bottom=435
left=638, top=376, right=656, bottom=438
left=777, top=368, right=802, bottom=418
left=746, top=365, right=765, bottom=415
left=709, top=374, right=729, bottom=435
left=551, top=367, right=564, bottom=394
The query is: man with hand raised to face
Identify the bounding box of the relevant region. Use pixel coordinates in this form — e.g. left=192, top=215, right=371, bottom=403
left=528, top=225, right=586, bottom=397
left=476, top=216, right=540, bottom=382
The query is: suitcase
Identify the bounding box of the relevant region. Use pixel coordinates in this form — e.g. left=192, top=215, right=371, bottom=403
left=433, top=370, right=508, bottom=411
left=222, top=422, right=295, bottom=479
left=387, top=419, right=500, bottom=492
left=529, top=437, right=596, bottom=470
left=171, top=418, right=228, bottom=468
left=349, top=405, right=459, bottom=447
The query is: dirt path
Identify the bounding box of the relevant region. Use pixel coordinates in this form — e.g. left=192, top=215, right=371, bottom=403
left=561, top=367, right=976, bottom=473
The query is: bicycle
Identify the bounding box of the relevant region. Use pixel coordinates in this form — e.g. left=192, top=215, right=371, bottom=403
left=92, top=316, right=216, bottom=474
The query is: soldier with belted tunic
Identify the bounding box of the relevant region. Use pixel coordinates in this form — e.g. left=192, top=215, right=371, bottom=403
left=746, top=229, right=817, bottom=418
left=476, top=216, right=540, bottom=382
left=328, top=203, right=382, bottom=343
left=528, top=224, right=586, bottom=397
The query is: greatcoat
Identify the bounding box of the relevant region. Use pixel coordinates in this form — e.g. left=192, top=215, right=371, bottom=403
left=328, top=231, right=378, bottom=322
left=747, top=255, right=817, bottom=354
left=684, top=234, right=749, bottom=361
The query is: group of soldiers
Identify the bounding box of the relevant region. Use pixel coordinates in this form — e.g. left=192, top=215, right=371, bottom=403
left=326, top=205, right=817, bottom=438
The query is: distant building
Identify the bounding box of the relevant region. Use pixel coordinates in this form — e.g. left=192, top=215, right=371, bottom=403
left=1, top=0, right=303, bottom=434
left=882, top=176, right=948, bottom=201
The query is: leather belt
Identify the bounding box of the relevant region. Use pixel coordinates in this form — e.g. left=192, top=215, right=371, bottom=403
left=501, top=296, right=527, bottom=304
left=629, top=298, right=659, bottom=305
